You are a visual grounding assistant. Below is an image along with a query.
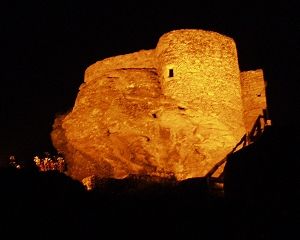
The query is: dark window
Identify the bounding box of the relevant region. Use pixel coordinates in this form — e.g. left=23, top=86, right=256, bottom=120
left=169, top=69, right=174, bottom=77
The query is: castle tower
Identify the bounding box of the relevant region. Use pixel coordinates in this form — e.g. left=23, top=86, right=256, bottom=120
left=155, top=29, right=245, bottom=141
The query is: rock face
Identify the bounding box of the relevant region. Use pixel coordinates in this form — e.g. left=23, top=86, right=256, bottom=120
left=51, top=29, right=268, bottom=181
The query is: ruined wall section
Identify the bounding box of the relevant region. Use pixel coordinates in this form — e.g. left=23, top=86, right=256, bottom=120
left=240, top=69, right=267, bottom=133
left=84, top=49, right=156, bottom=83
left=155, top=29, right=245, bottom=141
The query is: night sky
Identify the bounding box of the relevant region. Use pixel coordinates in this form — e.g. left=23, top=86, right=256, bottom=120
left=1, top=1, right=299, bottom=165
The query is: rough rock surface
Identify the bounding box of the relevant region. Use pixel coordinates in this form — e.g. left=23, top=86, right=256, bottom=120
left=52, top=29, right=267, bottom=181
left=240, top=69, right=267, bottom=133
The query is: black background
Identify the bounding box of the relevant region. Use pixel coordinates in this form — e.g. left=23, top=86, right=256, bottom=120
left=1, top=1, right=299, bottom=165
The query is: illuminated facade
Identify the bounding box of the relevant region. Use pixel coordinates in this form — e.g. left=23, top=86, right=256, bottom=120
left=52, top=29, right=269, bottom=181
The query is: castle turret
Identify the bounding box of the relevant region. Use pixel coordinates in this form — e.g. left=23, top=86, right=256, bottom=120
left=156, top=29, right=245, bottom=141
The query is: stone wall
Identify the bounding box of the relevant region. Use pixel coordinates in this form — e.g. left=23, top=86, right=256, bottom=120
left=240, top=69, right=267, bottom=132
left=84, top=50, right=156, bottom=83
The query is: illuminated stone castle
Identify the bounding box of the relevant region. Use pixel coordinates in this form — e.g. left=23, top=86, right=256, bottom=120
left=52, top=29, right=269, bottom=181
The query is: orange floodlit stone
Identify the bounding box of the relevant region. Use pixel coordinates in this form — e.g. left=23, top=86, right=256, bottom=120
left=51, top=29, right=268, bottom=181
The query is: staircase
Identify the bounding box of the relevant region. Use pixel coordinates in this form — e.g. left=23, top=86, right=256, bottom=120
left=205, top=110, right=271, bottom=197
